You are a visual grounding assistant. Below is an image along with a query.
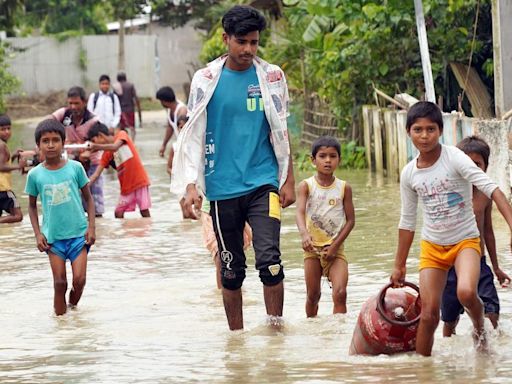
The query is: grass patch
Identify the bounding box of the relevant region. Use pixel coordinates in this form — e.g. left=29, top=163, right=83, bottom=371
left=140, top=97, right=163, bottom=111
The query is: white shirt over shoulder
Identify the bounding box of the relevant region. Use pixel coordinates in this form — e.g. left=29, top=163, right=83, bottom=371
left=399, top=144, right=498, bottom=245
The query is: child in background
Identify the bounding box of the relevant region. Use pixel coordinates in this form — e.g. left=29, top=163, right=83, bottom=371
left=167, top=115, right=188, bottom=177
left=87, top=123, right=151, bottom=218
left=0, top=114, right=24, bottom=223
left=25, top=119, right=95, bottom=315
left=390, top=101, right=512, bottom=356
left=296, top=136, right=355, bottom=317
left=442, top=136, right=511, bottom=336
left=155, top=86, right=187, bottom=158
left=87, top=74, right=121, bottom=132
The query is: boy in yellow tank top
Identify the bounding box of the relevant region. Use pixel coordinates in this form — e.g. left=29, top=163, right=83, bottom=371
left=0, top=115, right=24, bottom=223
left=296, top=136, right=355, bottom=317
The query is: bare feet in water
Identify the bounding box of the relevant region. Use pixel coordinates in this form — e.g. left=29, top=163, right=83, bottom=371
left=473, top=328, right=489, bottom=353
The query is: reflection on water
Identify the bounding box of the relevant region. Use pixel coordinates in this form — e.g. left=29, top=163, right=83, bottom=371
left=1, top=119, right=512, bottom=383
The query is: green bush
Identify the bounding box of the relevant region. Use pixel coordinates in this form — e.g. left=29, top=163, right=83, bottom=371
left=199, top=27, right=225, bottom=64
left=0, top=43, right=20, bottom=114
left=264, top=0, right=492, bottom=136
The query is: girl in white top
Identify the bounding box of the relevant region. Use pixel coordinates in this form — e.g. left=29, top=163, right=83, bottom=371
left=296, top=136, right=355, bottom=317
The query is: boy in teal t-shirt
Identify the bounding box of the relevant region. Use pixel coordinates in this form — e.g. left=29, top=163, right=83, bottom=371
left=25, top=119, right=95, bottom=316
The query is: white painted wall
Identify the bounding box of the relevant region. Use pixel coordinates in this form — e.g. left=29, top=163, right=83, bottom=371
left=130, top=22, right=203, bottom=100
left=6, top=35, right=157, bottom=97
left=5, top=25, right=203, bottom=100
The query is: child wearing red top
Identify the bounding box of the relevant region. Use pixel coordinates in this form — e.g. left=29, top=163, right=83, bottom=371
left=88, top=123, right=151, bottom=218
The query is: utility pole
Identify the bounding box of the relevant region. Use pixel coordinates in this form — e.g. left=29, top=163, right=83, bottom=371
left=413, top=0, right=436, bottom=103
left=492, top=0, right=512, bottom=118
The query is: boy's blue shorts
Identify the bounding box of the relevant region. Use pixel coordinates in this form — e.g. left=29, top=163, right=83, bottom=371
left=48, top=236, right=90, bottom=263
left=441, top=255, right=500, bottom=322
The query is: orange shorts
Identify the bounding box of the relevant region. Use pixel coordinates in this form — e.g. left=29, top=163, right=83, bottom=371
left=419, top=237, right=481, bottom=271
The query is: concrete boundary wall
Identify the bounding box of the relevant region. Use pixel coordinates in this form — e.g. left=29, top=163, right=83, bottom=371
left=6, top=35, right=158, bottom=97
left=476, top=119, right=512, bottom=197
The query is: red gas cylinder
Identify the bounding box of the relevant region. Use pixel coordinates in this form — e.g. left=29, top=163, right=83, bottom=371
left=349, top=282, right=421, bottom=355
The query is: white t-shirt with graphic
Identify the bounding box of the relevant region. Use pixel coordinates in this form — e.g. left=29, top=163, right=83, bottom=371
left=399, top=144, right=498, bottom=245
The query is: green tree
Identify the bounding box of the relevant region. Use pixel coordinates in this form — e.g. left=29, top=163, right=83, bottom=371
left=107, top=0, right=147, bottom=70
left=0, top=0, right=24, bottom=37
left=23, top=0, right=108, bottom=35
left=195, top=0, right=279, bottom=64
left=0, top=42, right=20, bottom=114
left=151, top=0, right=222, bottom=30
left=263, top=0, right=492, bottom=135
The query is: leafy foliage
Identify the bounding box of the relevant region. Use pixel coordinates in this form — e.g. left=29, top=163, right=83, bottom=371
left=199, top=27, right=226, bottom=64
left=0, top=42, right=20, bottom=114
left=23, top=0, right=109, bottom=34
left=151, top=0, right=224, bottom=30
left=295, top=140, right=366, bottom=171
left=264, top=0, right=493, bottom=134
left=108, top=0, right=147, bottom=22
left=0, top=0, right=24, bottom=37
left=340, top=140, right=366, bottom=169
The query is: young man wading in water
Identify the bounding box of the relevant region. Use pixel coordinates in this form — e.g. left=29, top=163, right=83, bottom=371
left=171, top=5, right=295, bottom=330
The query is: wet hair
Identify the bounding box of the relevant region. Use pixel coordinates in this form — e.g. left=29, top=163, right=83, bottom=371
left=67, top=86, right=87, bottom=101
left=457, top=135, right=490, bottom=169
left=87, top=122, right=110, bottom=140
left=222, top=5, right=267, bottom=37
left=406, top=101, right=443, bottom=132
left=117, top=72, right=127, bottom=82
left=99, top=74, right=110, bottom=83
left=35, top=119, right=65, bottom=144
left=156, top=86, right=176, bottom=103
left=311, top=136, right=341, bottom=157
left=0, top=114, right=11, bottom=126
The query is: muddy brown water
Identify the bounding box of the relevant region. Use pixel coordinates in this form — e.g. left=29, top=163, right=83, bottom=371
left=1, top=118, right=512, bottom=383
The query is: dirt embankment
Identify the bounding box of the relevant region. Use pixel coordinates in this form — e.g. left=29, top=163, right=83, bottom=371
left=6, top=91, right=67, bottom=121
left=6, top=92, right=165, bottom=124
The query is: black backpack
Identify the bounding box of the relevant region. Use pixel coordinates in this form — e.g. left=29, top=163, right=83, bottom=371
left=93, top=91, right=115, bottom=114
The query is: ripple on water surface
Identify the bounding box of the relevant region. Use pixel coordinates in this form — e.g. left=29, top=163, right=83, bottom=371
left=2, top=121, right=512, bottom=383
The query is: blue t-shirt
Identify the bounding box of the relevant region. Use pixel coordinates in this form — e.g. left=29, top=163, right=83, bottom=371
left=25, top=160, right=89, bottom=244
left=205, top=65, right=278, bottom=201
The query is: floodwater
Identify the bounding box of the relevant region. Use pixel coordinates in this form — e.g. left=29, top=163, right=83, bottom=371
left=2, top=116, right=512, bottom=383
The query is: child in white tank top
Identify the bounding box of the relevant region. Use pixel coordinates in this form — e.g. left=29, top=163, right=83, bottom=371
left=296, top=136, right=355, bottom=317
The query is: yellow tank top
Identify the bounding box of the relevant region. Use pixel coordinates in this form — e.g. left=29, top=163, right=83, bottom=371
left=0, top=171, right=12, bottom=192
left=0, top=151, right=12, bottom=191
left=304, top=175, right=346, bottom=247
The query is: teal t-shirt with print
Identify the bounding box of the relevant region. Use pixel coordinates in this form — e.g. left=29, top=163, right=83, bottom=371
left=205, top=65, right=278, bottom=201
left=25, top=160, right=89, bottom=244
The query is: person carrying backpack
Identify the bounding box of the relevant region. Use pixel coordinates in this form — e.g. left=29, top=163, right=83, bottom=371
left=87, top=74, right=121, bottom=132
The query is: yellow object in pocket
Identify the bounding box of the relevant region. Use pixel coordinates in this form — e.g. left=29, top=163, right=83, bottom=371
left=269, top=192, right=281, bottom=220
